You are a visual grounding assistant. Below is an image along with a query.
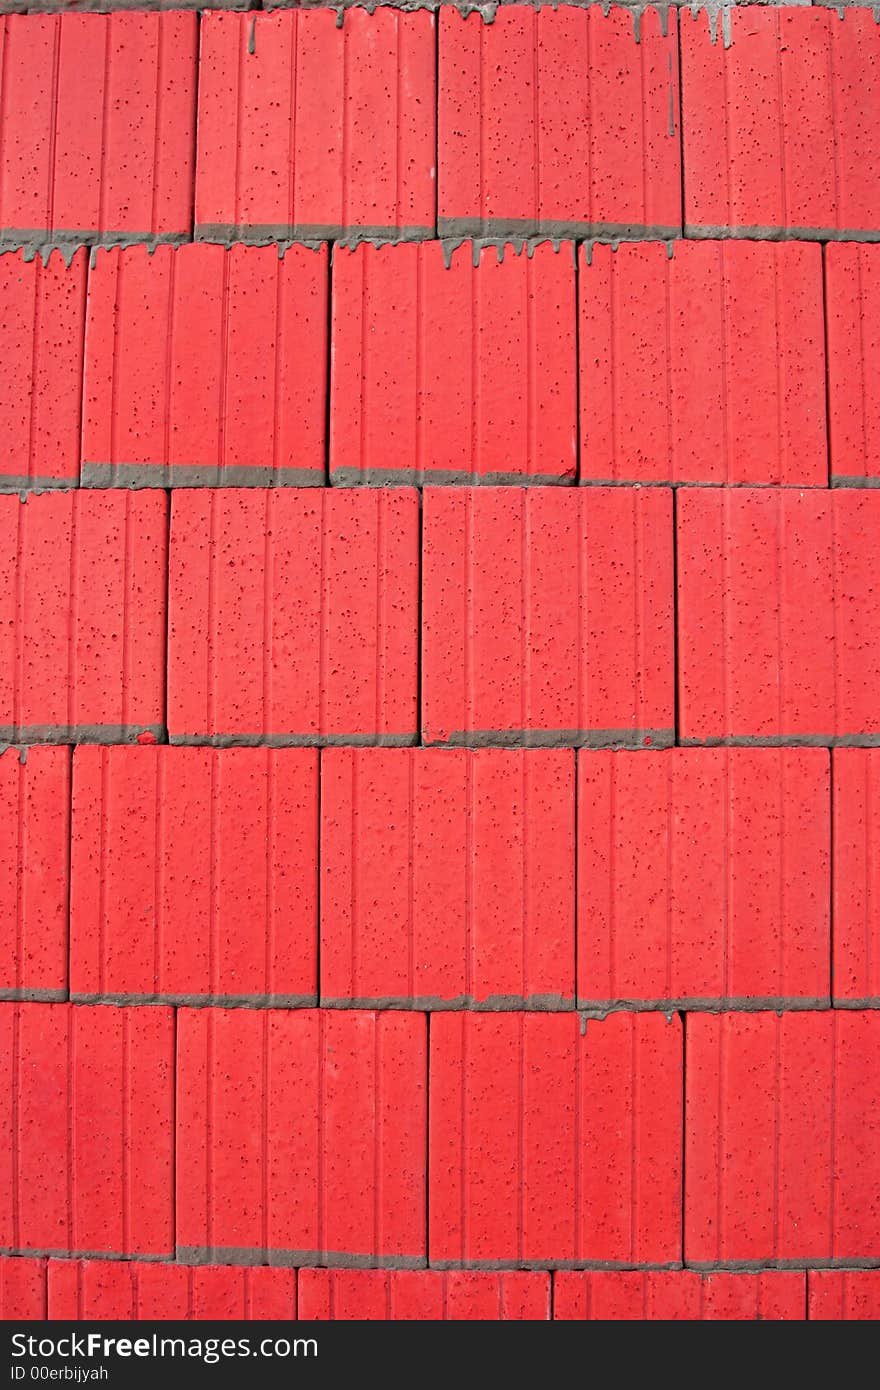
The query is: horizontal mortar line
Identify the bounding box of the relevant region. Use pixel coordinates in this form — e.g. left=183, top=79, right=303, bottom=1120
left=168, top=732, right=418, bottom=749
left=0, top=1247, right=173, bottom=1263
left=687, top=1258, right=880, bottom=1273
left=176, top=1248, right=427, bottom=1271
left=0, top=476, right=78, bottom=494
left=320, top=994, right=575, bottom=1013
left=81, top=464, right=325, bottom=490
left=427, top=1259, right=684, bottom=1273
left=830, top=476, right=880, bottom=489
left=680, top=734, right=880, bottom=748
left=0, top=987, right=68, bottom=1003
left=438, top=218, right=682, bottom=240
left=424, top=728, right=675, bottom=750
left=69, top=992, right=318, bottom=1010
left=831, top=997, right=880, bottom=1009
left=195, top=223, right=435, bottom=246
left=685, top=224, right=880, bottom=243
left=0, top=230, right=188, bottom=251
left=330, top=468, right=576, bottom=488
left=0, top=724, right=166, bottom=746
left=576, top=996, right=832, bottom=1016
left=579, top=479, right=832, bottom=490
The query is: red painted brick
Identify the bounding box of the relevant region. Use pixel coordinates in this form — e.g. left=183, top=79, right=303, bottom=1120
left=826, top=243, right=880, bottom=486
left=48, top=1260, right=295, bottom=1321
left=422, top=487, right=674, bottom=749
left=196, top=9, right=435, bottom=242
left=167, top=489, right=418, bottom=746
left=685, top=1011, right=880, bottom=1265
left=0, top=491, right=167, bottom=745
left=832, top=750, right=880, bottom=1006
left=808, top=1270, right=880, bottom=1321
left=70, top=746, right=318, bottom=1007
left=0, top=250, right=86, bottom=491
left=579, top=241, right=826, bottom=486
left=0, top=13, right=197, bottom=249
left=0, top=746, right=69, bottom=1003
left=438, top=6, right=680, bottom=239
left=330, top=241, right=576, bottom=486
left=681, top=7, right=880, bottom=239
left=0, top=1256, right=45, bottom=1320
left=82, top=243, right=327, bottom=489
left=578, top=748, right=830, bottom=1010
left=554, top=1270, right=804, bottom=1321
left=321, top=747, right=574, bottom=1009
left=299, top=1269, right=549, bottom=1320
left=0, top=1002, right=174, bottom=1259
left=429, top=1011, right=682, bottom=1267
left=176, top=1008, right=426, bottom=1266
left=677, top=488, right=880, bottom=745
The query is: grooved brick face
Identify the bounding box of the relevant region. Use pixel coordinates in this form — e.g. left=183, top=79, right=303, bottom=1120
left=677, top=488, right=880, bottom=745
left=70, top=746, right=318, bottom=1008
left=176, top=1008, right=426, bottom=1266
left=438, top=5, right=680, bottom=239
left=421, top=487, right=674, bottom=749
left=47, top=1261, right=296, bottom=1321
left=298, top=1269, right=550, bottom=1320
left=320, top=747, right=575, bottom=1009
left=681, top=7, right=880, bottom=238
left=808, top=1270, right=880, bottom=1321
left=825, top=243, right=880, bottom=485
left=330, top=241, right=577, bottom=486
left=195, top=9, right=436, bottom=241
left=0, top=1256, right=45, bottom=1320
left=831, top=750, right=880, bottom=1006
left=0, top=746, right=70, bottom=1003
left=167, top=488, right=419, bottom=746
left=579, top=241, right=827, bottom=486
left=429, top=1011, right=682, bottom=1267
left=82, top=244, right=328, bottom=489
left=0, top=1003, right=174, bottom=1259
left=0, top=250, right=86, bottom=491
left=553, top=1270, right=805, bottom=1321
left=685, top=1011, right=880, bottom=1264
left=0, top=491, right=168, bottom=745
left=577, top=748, right=830, bottom=1010
left=0, top=13, right=197, bottom=248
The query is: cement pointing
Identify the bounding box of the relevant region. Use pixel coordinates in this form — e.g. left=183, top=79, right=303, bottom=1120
left=47, top=1260, right=296, bottom=1320
left=826, top=243, right=880, bottom=486
left=70, top=746, right=319, bottom=1008
left=832, top=750, right=880, bottom=1007
left=553, top=1270, right=806, bottom=1320
left=298, top=1269, right=550, bottom=1320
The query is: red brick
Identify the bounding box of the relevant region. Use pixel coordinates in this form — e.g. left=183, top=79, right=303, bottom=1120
left=429, top=1012, right=682, bottom=1267
left=681, top=7, right=880, bottom=239
left=196, top=9, right=435, bottom=242
left=176, top=1008, right=426, bottom=1266
left=321, top=748, right=574, bottom=1009
left=826, top=243, right=880, bottom=486
left=685, top=1011, right=880, bottom=1265
left=0, top=13, right=197, bottom=250
left=832, top=750, right=880, bottom=1006
left=677, top=488, right=880, bottom=745
left=422, top=487, right=674, bottom=749
left=167, top=489, right=418, bottom=746
left=330, top=241, right=576, bottom=486
left=0, top=746, right=69, bottom=1003
left=82, top=243, right=327, bottom=489
left=578, top=748, right=830, bottom=1011
left=0, top=491, right=167, bottom=745
left=0, top=250, right=86, bottom=491
left=0, top=1002, right=174, bottom=1259
left=438, top=6, right=680, bottom=239
left=579, top=241, right=826, bottom=486
left=0, top=1256, right=45, bottom=1319
left=553, top=1270, right=804, bottom=1320
left=299, top=1269, right=549, bottom=1320
left=48, top=1260, right=295, bottom=1321
left=70, top=746, right=318, bottom=1007
left=808, top=1271, right=880, bottom=1321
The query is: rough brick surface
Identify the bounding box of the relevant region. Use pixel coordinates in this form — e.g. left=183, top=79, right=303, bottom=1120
left=578, top=748, right=830, bottom=1011
left=0, top=13, right=197, bottom=250
left=553, top=1270, right=805, bottom=1320
left=429, top=1011, right=682, bottom=1267
left=70, top=746, right=318, bottom=1007
left=196, top=9, right=435, bottom=242
left=0, top=491, right=167, bottom=745
left=48, top=1260, right=296, bottom=1321
left=832, top=750, right=880, bottom=1007
left=808, top=1270, right=880, bottom=1321
left=320, top=747, right=575, bottom=1009
left=0, top=1003, right=174, bottom=1259
left=0, top=249, right=87, bottom=491
left=167, top=489, right=419, bottom=746
left=685, top=1011, right=880, bottom=1265
left=0, top=1256, right=45, bottom=1320
left=176, top=1008, right=426, bottom=1267
left=422, top=488, right=674, bottom=749
left=677, top=488, right=880, bottom=746
left=0, top=746, right=70, bottom=1004
left=681, top=7, right=880, bottom=239
left=298, top=1269, right=550, bottom=1320
left=82, top=243, right=328, bottom=488
left=438, top=5, right=680, bottom=239
left=826, top=243, right=880, bottom=486
left=579, top=240, right=827, bottom=486
left=330, top=241, right=577, bottom=486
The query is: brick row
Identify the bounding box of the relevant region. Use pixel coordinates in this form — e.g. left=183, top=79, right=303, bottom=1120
left=1, top=1003, right=878, bottom=1267
left=8, top=237, right=880, bottom=490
